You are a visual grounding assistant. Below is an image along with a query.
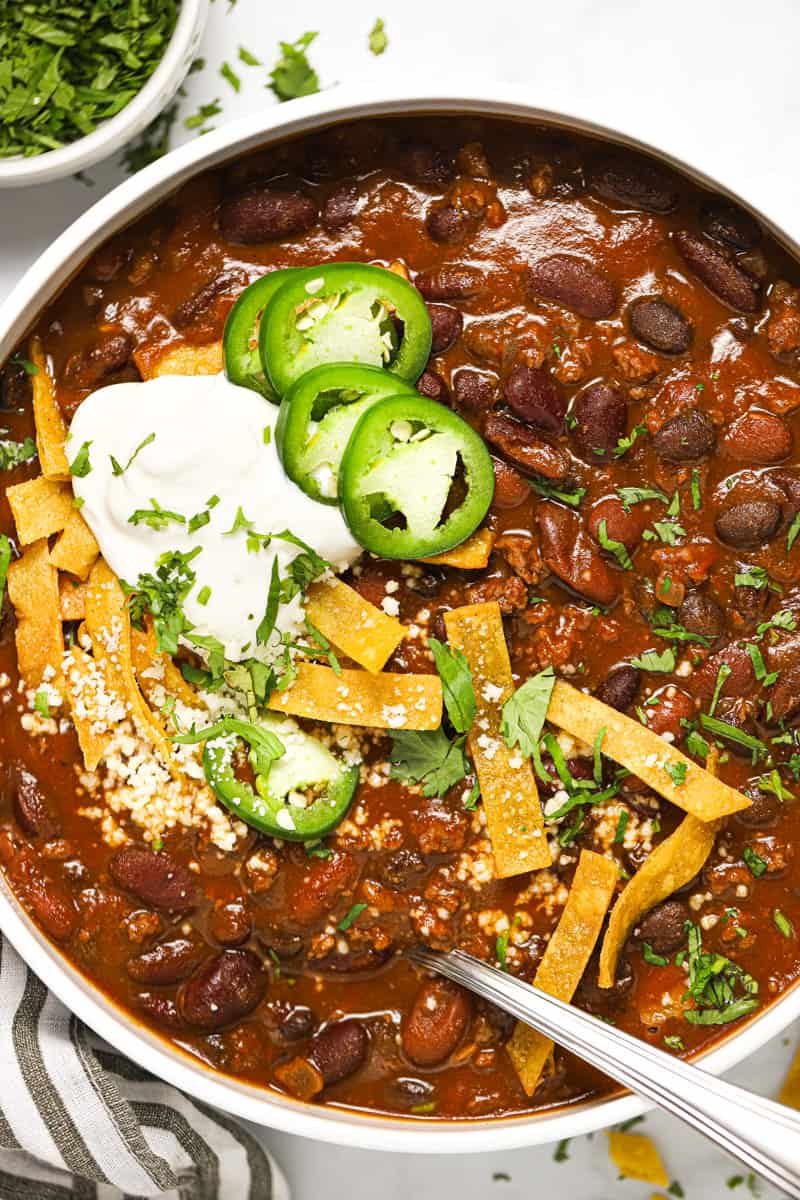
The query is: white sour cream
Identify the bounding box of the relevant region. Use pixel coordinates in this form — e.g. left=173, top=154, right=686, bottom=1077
left=68, top=373, right=362, bottom=660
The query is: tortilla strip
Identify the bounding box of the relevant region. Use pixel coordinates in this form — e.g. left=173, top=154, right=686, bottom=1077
left=422, top=528, right=495, bottom=569
left=547, top=680, right=750, bottom=821
left=444, top=601, right=550, bottom=876
left=7, top=476, right=74, bottom=546
left=507, top=850, right=618, bottom=1093
left=779, top=1043, right=800, bottom=1110
left=30, top=338, right=70, bottom=481
left=63, top=644, right=117, bottom=771
left=7, top=539, right=64, bottom=690
left=607, top=1131, right=669, bottom=1188
left=305, top=578, right=405, bottom=674
left=59, top=577, right=89, bottom=620
left=139, top=341, right=223, bottom=380
left=597, top=814, right=719, bottom=989
left=131, top=621, right=203, bottom=710
left=85, top=559, right=179, bottom=772
left=49, top=508, right=99, bottom=580
left=268, top=662, right=441, bottom=730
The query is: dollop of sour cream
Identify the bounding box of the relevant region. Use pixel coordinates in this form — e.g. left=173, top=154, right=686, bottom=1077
left=68, top=373, right=362, bottom=660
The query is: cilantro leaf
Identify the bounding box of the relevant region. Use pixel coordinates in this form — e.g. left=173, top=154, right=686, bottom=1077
left=368, top=18, right=388, bottom=55
left=629, top=648, right=676, bottom=673
left=69, top=439, right=92, bottom=478
left=110, top=431, right=155, bottom=476
left=268, top=31, right=320, bottom=102
left=389, top=727, right=468, bottom=797
left=500, top=667, right=556, bottom=759
left=429, top=637, right=476, bottom=733
left=0, top=436, right=37, bottom=472
left=597, top=518, right=632, bottom=570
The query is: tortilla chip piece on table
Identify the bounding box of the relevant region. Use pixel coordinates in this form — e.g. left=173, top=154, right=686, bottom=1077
left=506, top=849, right=618, bottom=1094
left=607, top=1131, right=669, bottom=1188
left=7, top=539, right=64, bottom=691
left=444, top=601, right=551, bottom=876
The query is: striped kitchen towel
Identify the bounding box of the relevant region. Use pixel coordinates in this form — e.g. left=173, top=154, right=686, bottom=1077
left=0, top=935, right=289, bottom=1200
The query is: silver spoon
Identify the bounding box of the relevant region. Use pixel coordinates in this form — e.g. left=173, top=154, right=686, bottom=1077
left=410, top=946, right=800, bottom=1197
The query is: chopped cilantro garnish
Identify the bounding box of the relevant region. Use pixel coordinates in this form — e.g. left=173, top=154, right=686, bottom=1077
left=629, top=647, right=675, bottom=673
left=188, top=509, right=211, bottom=534
left=691, top=468, right=702, bottom=511
left=121, top=546, right=201, bottom=655
left=0, top=437, right=37, bottom=472
left=747, top=643, right=778, bottom=686
left=128, top=498, right=186, bottom=531
left=734, top=565, right=774, bottom=591
left=708, top=662, right=732, bottom=716
left=617, top=485, right=668, bottom=510
left=685, top=727, right=710, bottom=760
left=197, top=585, right=211, bottom=606
left=528, top=478, right=586, bottom=508
left=184, top=99, right=223, bottom=133
left=787, top=511, right=800, bottom=553
left=220, top=62, right=241, bottom=92
left=33, top=690, right=50, bottom=718
left=663, top=1034, right=685, bottom=1051
left=642, top=942, right=668, bottom=966
left=553, top=1138, right=570, bottom=1162
left=389, top=727, right=468, bottom=797
left=743, top=845, right=768, bottom=878
left=681, top=921, right=759, bottom=1026
left=69, top=440, right=92, bottom=477
left=643, top=520, right=687, bottom=546
left=612, top=809, right=629, bottom=843
left=699, top=713, right=767, bottom=758
left=110, top=432, right=155, bottom=476
left=500, top=667, right=556, bottom=759
left=597, top=519, right=632, bottom=570
left=368, top=17, right=388, bottom=54
left=664, top=760, right=688, bottom=788
left=429, top=638, right=476, bottom=734
left=773, top=909, right=794, bottom=938
left=239, top=46, right=261, bottom=66
left=268, top=31, right=320, bottom=101
left=495, top=930, right=509, bottom=971
left=0, top=535, right=11, bottom=611
left=338, top=902, right=368, bottom=932
left=613, top=424, right=646, bottom=457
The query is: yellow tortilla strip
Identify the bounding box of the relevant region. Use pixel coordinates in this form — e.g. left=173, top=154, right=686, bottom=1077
left=131, top=622, right=203, bottom=710
left=49, top=508, right=99, bottom=580
left=59, top=577, right=89, bottom=620
left=7, top=539, right=64, bottom=690
left=507, top=850, right=618, bottom=1094
left=422, top=528, right=495, bottom=569
left=85, top=559, right=179, bottom=772
left=305, top=578, right=405, bottom=674
left=140, top=341, right=223, bottom=380
left=607, top=1131, right=669, bottom=1188
left=779, top=1043, right=800, bottom=1109
left=268, top=662, right=441, bottom=730
left=30, top=338, right=70, bottom=480
left=63, top=644, right=116, bottom=771
left=547, top=680, right=750, bottom=821
left=598, top=814, right=719, bottom=988
left=444, top=601, right=550, bottom=877
left=7, top=476, right=74, bottom=545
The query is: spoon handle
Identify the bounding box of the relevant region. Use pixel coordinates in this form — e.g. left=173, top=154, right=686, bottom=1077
left=410, top=947, right=800, bottom=1197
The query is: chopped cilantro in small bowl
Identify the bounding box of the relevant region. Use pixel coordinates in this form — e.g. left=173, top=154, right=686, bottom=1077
left=0, top=0, right=210, bottom=186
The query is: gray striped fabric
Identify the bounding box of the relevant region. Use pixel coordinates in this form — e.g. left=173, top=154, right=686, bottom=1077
left=0, top=935, right=290, bottom=1200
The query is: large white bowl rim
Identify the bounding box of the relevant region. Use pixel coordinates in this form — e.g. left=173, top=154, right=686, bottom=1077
left=0, top=79, right=798, bottom=1154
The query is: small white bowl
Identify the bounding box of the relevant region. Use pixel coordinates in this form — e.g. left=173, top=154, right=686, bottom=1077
left=0, top=0, right=210, bottom=188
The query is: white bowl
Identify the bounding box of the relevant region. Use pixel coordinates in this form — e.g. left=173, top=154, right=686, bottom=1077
left=1, top=80, right=799, bottom=1153
left=0, top=0, right=210, bottom=188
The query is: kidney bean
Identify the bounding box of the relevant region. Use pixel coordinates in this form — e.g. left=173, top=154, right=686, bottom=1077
left=415, top=264, right=484, bottom=301
left=180, top=949, right=266, bottom=1030
left=416, top=369, right=449, bottom=403
left=721, top=410, right=792, bottom=464
left=380, top=848, right=427, bottom=888
left=701, top=200, right=761, bottom=252
left=453, top=369, right=498, bottom=413
left=635, top=899, right=689, bottom=955
left=589, top=156, right=678, bottom=213
left=595, top=664, right=640, bottom=712
left=172, top=268, right=246, bottom=329
left=736, top=785, right=780, bottom=829
left=314, top=943, right=394, bottom=973
left=715, top=499, right=782, bottom=548
left=695, top=644, right=757, bottom=702
left=503, top=365, right=566, bottom=435
left=733, top=582, right=768, bottom=626
left=713, top=699, right=761, bottom=756
left=289, top=852, right=360, bottom=925
left=127, top=938, right=204, bottom=985
left=767, top=655, right=800, bottom=724
left=484, top=412, right=569, bottom=481
left=426, top=203, right=471, bottom=244
left=321, top=181, right=360, bottom=229
left=109, top=845, right=199, bottom=912
left=673, top=231, right=760, bottom=313
left=64, top=332, right=133, bottom=389
left=427, top=303, right=463, bottom=353
left=643, top=687, right=696, bottom=740
left=209, top=901, right=252, bottom=947
left=526, top=254, right=617, bottom=320
left=588, top=496, right=647, bottom=551
left=652, top=408, right=715, bottom=462
left=276, top=1003, right=318, bottom=1041
left=491, top=457, right=530, bottom=508
left=570, top=383, right=627, bottom=462
left=308, top=1019, right=369, bottom=1085
left=678, top=590, right=726, bottom=639
left=137, top=993, right=181, bottom=1029
left=26, top=868, right=77, bottom=942
left=398, top=141, right=453, bottom=185
left=12, top=767, right=59, bottom=840
left=220, top=185, right=318, bottom=243
left=402, top=978, right=472, bottom=1067
left=537, top=501, right=620, bottom=607
left=628, top=297, right=693, bottom=354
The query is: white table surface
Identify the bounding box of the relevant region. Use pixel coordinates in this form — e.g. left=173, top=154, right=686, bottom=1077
left=1, top=0, right=799, bottom=1195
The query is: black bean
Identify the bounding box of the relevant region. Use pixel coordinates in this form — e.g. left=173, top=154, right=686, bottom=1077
left=635, top=900, right=689, bottom=955
left=715, top=500, right=782, bottom=548
left=652, top=409, right=716, bottom=463
left=678, top=591, right=726, bottom=639
left=398, top=142, right=453, bottom=186
left=276, top=1004, right=318, bottom=1042
left=736, top=785, right=780, bottom=829
left=596, top=665, right=640, bottom=712
left=503, top=365, right=566, bottom=436
left=628, top=297, right=693, bottom=354
left=427, top=303, right=463, bottom=353
left=575, top=955, right=634, bottom=1015
left=570, top=383, right=627, bottom=461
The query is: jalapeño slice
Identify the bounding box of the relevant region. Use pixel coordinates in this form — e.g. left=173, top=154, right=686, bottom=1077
left=339, top=394, right=495, bottom=559
left=276, top=363, right=418, bottom=504
left=223, top=268, right=300, bottom=401
left=259, top=262, right=432, bottom=397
